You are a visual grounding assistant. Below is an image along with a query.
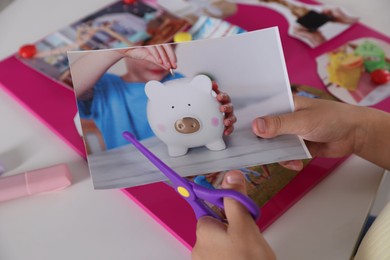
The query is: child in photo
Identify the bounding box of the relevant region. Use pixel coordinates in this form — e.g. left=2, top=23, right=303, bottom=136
left=70, top=44, right=235, bottom=152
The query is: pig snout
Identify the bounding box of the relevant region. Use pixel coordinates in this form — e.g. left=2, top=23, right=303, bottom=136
left=174, top=117, right=200, bottom=134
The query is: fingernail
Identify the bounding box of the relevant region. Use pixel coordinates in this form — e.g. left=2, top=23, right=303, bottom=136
left=287, top=161, right=302, bottom=171
left=255, top=118, right=266, bottom=134
left=217, top=93, right=226, bottom=101
left=226, top=173, right=244, bottom=184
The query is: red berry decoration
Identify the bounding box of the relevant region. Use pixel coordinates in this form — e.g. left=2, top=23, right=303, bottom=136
left=18, top=44, right=37, bottom=59
left=371, top=69, right=390, bottom=85
left=123, top=0, right=136, bottom=4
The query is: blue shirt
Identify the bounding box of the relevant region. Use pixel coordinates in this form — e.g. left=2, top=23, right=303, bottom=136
left=78, top=73, right=183, bottom=149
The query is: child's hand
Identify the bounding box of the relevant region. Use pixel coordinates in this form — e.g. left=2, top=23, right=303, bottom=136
left=213, top=82, right=237, bottom=136
left=251, top=95, right=390, bottom=171
left=124, top=45, right=177, bottom=70
left=192, top=171, right=276, bottom=260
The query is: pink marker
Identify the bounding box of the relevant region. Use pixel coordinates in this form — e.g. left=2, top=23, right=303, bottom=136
left=0, top=164, right=72, bottom=202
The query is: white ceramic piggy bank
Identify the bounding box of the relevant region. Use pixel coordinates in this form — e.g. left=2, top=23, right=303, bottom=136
left=145, top=74, right=226, bottom=157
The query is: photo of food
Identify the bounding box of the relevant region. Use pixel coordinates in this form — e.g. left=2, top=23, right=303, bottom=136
left=316, top=38, right=390, bottom=106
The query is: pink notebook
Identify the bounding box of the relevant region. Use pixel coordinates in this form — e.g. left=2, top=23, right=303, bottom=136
left=1, top=0, right=390, bottom=250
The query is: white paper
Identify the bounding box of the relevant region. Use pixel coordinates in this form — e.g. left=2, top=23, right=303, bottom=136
left=68, top=27, right=311, bottom=189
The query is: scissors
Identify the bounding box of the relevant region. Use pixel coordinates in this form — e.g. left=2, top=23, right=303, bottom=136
left=123, top=131, right=260, bottom=222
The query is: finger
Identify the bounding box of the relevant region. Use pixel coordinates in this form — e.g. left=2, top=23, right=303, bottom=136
left=224, top=115, right=236, bottom=136
left=155, top=45, right=170, bottom=69
left=220, top=103, right=233, bottom=114
left=221, top=171, right=254, bottom=228
left=193, top=216, right=227, bottom=260
left=305, top=141, right=322, bottom=157
left=224, top=125, right=234, bottom=136
left=217, top=92, right=231, bottom=104
left=224, top=114, right=237, bottom=127
left=162, top=44, right=177, bottom=69
left=212, top=81, right=220, bottom=94
left=196, top=216, right=227, bottom=239
left=145, top=46, right=164, bottom=66
left=252, top=114, right=298, bottom=138
left=278, top=160, right=304, bottom=171
left=252, top=96, right=312, bottom=138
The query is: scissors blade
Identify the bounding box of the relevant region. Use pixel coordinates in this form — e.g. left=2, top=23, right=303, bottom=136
left=123, top=131, right=217, bottom=219
left=123, top=131, right=193, bottom=193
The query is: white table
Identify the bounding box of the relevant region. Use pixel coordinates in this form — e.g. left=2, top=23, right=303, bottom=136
left=0, top=1, right=388, bottom=259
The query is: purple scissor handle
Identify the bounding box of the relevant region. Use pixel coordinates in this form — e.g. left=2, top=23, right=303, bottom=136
left=123, top=131, right=260, bottom=221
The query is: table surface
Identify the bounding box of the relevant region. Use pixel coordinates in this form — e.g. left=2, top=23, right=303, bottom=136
left=0, top=0, right=388, bottom=259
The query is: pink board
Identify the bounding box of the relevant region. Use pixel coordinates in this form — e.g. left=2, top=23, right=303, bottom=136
left=0, top=55, right=86, bottom=158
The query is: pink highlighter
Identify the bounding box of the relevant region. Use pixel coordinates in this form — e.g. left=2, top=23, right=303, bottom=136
left=0, top=164, right=72, bottom=202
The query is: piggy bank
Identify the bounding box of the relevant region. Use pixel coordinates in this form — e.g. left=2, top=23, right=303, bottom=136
left=145, top=74, right=226, bottom=157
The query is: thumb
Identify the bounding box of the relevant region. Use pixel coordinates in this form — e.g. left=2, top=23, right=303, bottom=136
left=221, top=170, right=253, bottom=227
left=252, top=95, right=314, bottom=139
left=252, top=115, right=295, bottom=138
left=252, top=110, right=309, bottom=139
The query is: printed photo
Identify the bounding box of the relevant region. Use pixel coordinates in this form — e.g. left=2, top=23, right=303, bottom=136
left=316, top=38, right=390, bottom=106
left=68, top=28, right=311, bottom=189
left=236, top=0, right=358, bottom=47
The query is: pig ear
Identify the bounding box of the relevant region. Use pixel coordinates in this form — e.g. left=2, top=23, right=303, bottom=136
left=145, top=80, right=165, bottom=100
left=190, top=74, right=212, bottom=94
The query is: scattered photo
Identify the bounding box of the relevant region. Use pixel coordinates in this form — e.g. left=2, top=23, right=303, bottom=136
left=236, top=0, right=358, bottom=47
left=316, top=38, right=390, bottom=106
